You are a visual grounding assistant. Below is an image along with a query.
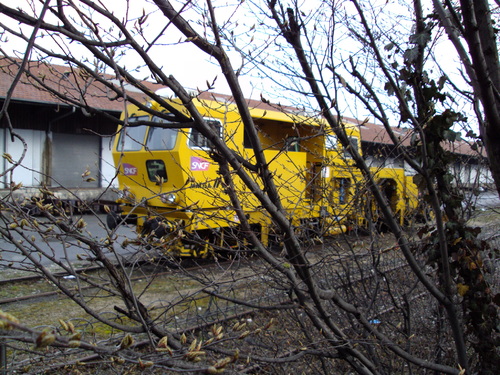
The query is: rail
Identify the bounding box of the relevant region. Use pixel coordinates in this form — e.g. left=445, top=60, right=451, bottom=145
left=1, top=243, right=428, bottom=374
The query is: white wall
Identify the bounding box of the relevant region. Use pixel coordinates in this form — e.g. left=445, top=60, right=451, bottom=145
left=451, top=161, right=493, bottom=188
left=0, top=129, right=118, bottom=190
left=100, top=135, right=118, bottom=188
left=0, top=128, right=44, bottom=187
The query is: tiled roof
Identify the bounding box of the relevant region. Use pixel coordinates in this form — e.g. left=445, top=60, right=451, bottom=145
left=342, top=115, right=484, bottom=158
left=0, top=56, right=298, bottom=115
left=0, top=56, right=161, bottom=111
left=338, top=116, right=414, bottom=147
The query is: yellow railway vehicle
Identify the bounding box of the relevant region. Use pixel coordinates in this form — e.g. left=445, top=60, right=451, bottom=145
left=108, top=97, right=419, bottom=256
left=323, top=126, right=419, bottom=231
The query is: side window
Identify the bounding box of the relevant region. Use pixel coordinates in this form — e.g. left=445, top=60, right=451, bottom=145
left=344, top=137, right=358, bottom=159
left=334, top=178, right=351, bottom=204
left=189, top=119, right=222, bottom=149
left=325, top=134, right=337, bottom=150
left=285, top=136, right=300, bottom=152
left=117, top=116, right=149, bottom=152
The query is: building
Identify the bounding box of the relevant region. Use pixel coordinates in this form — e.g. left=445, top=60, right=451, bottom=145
left=0, top=56, right=161, bottom=204
left=356, top=118, right=493, bottom=189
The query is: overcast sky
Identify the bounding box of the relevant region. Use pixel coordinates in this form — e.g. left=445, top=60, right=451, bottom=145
left=0, top=0, right=480, bottom=133
left=0, top=0, right=259, bottom=95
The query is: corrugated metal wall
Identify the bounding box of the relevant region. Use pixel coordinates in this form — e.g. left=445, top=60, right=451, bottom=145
left=51, top=133, right=100, bottom=188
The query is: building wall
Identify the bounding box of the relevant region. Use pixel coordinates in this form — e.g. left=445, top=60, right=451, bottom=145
left=0, top=127, right=44, bottom=187
left=0, top=128, right=117, bottom=190
left=451, top=161, right=493, bottom=189
left=100, top=135, right=117, bottom=188
left=363, top=141, right=494, bottom=190
left=0, top=101, right=119, bottom=201
left=364, top=155, right=404, bottom=170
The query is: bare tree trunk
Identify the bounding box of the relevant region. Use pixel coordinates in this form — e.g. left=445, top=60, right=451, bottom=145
left=435, top=0, right=500, bottom=197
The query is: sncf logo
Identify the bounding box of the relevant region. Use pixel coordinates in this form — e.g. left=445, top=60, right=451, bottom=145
left=123, top=163, right=138, bottom=176
left=191, top=157, right=210, bottom=171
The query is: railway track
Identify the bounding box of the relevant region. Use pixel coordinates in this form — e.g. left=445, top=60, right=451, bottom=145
left=0, top=265, right=104, bottom=287
left=2, top=238, right=422, bottom=374
left=0, top=233, right=402, bottom=307
left=0, top=237, right=404, bottom=314
left=0, top=256, right=251, bottom=306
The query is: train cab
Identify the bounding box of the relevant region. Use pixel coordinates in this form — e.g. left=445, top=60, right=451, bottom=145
left=110, top=99, right=244, bottom=256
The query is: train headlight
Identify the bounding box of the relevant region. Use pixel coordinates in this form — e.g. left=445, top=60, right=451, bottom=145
left=160, top=193, right=178, bottom=205
left=118, top=189, right=135, bottom=202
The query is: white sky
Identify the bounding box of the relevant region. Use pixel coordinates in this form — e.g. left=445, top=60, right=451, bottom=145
left=0, top=0, right=257, bottom=96
left=0, top=0, right=481, bottom=134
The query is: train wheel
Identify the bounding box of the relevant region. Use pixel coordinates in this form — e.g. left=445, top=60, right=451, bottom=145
left=142, top=218, right=174, bottom=238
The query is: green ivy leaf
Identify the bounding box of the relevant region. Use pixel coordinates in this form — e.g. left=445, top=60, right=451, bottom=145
left=443, top=129, right=458, bottom=142
left=437, top=75, right=447, bottom=90
left=384, top=81, right=395, bottom=96
left=403, top=47, right=419, bottom=64
left=409, top=31, right=431, bottom=46
left=384, top=42, right=395, bottom=51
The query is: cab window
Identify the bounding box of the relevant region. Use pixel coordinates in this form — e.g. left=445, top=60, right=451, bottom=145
left=146, top=116, right=178, bottom=150
left=325, top=134, right=337, bottom=150
left=189, top=119, right=222, bottom=149
left=285, top=136, right=300, bottom=152
left=344, top=137, right=359, bottom=159
left=117, top=116, right=148, bottom=151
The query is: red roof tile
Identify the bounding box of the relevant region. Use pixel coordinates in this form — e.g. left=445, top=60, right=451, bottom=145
left=0, top=56, right=160, bottom=111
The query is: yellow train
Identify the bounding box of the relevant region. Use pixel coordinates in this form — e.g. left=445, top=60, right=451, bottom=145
left=108, top=97, right=419, bottom=256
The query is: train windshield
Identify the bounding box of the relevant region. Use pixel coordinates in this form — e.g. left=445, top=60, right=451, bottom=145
left=117, top=115, right=180, bottom=151
left=117, top=116, right=148, bottom=151
left=146, top=116, right=178, bottom=150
